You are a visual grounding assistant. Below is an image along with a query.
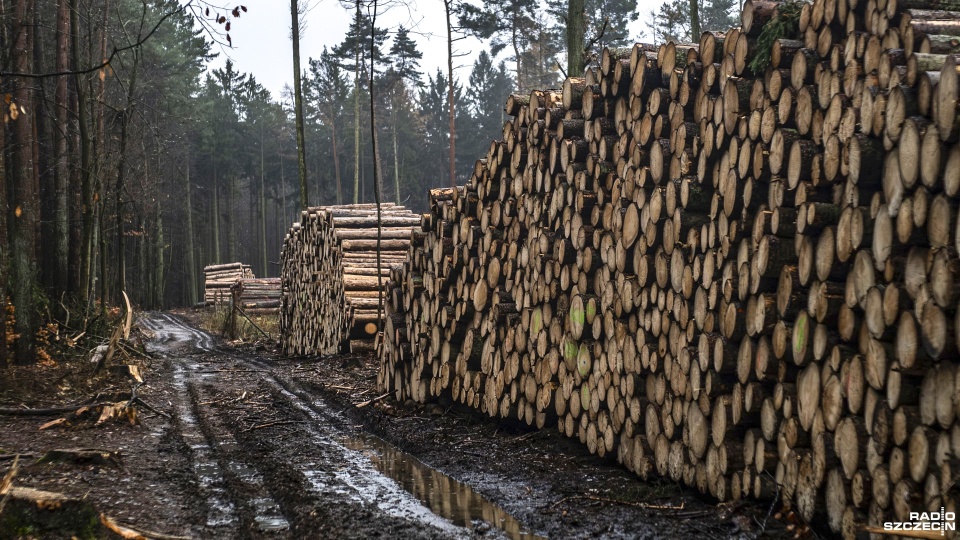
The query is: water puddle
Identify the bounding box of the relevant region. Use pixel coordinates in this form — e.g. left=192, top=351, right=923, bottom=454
left=343, top=435, right=546, bottom=540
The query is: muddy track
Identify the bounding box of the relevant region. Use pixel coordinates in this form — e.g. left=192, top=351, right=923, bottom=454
left=135, top=313, right=791, bottom=540
left=140, top=313, right=531, bottom=539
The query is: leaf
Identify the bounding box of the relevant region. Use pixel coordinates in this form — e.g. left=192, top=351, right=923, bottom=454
left=14, top=206, right=21, bottom=218
left=205, top=7, right=209, bottom=16
left=8, top=103, right=17, bottom=121
left=225, top=22, right=231, bottom=31
left=241, top=5, right=247, bottom=12
left=218, top=15, right=226, bottom=23
left=232, top=7, right=239, bottom=17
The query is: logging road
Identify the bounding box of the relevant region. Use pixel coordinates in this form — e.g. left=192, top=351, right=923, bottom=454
left=1, top=312, right=793, bottom=538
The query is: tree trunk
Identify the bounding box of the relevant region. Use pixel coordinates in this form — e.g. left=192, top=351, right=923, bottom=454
left=70, top=0, right=93, bottom=303
left=353, top=1, right=362, bottom=204
left=11, top=0, right=37, bottom=363
left=291, top=0, right=308, bottom=208
left=114, top=49, right=140, bottom=302
left=690, top=0, right=701, bottom=40
left=393, top=94, right=401, bottom=203
left=53, top=0, right=69, bottom=295
left=260, top=125, right=268, bottom=277
left=330, top=103, right=343, bottom=204
left=185, top=155, right=197, bottom=306
left=211, top=154, right=220, bottom=263
left=567, top=0, right=586, bottom=76
left=445, top=0, right=457, bottom=187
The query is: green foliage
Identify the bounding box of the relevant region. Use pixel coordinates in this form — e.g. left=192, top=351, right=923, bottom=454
left=646, top=0, right=738, bottom=42
left=748, top=0, right=803, bottom=75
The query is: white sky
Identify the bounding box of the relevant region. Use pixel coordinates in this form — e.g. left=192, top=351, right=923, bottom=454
left=210, top=0, right=660, bottom=100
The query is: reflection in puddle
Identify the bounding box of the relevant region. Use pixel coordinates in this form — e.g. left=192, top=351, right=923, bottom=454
left=344, top=436, right=545, bottom=540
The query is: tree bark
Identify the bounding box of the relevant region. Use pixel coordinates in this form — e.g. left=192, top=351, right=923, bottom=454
left=182, top=160, right=197, bottom=307
left=291, top=0, right=308, bottom=208
left=114, top=49, right=140, bottom=301
left=567, top=0, right=586, bottom=76
left=53, top=0, right=69, bottom=295
left=445, top=0, right=457, bottom=187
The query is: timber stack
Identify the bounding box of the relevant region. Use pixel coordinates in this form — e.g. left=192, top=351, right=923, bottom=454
left=231, top=278, right=281, bottom=313
left=279, top=203, right=421, bottom=355
left=204, top=262, right=254, bottom=305
left=377, top=0, right=960, bottom=536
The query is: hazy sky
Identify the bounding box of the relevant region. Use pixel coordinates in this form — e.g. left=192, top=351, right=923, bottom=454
left=211, top=0, right=659, bottom=100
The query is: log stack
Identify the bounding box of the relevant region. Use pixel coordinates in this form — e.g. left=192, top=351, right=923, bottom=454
left=231, top=278, right=281, bottom=313
left=204, top=262, right=254, bottom=305
left=279, top=203, right=421, bottom=355
left=377, top=0, right=960, bottom=536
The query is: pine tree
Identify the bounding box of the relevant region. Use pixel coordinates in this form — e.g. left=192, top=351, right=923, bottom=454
left=459, top=0, right=538, bottom=90
left=385, top=26, right=423, bottom=202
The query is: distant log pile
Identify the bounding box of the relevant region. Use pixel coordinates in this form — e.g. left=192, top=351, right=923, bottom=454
left=204, top=262, right=254, bottom=305
left=279, top=203, right=421, bottom=355
left=377, top=0, right=960, bottom=536
left=231, top=278, right=281, bottom=314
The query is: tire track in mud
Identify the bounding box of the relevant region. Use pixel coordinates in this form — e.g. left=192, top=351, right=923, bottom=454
left=141, top=314, right=289, bottom=536
left=143, top=313, right=488, bottom=539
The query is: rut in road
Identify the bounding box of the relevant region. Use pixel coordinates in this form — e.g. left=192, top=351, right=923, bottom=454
left=141, top=313, right=539, bottom=539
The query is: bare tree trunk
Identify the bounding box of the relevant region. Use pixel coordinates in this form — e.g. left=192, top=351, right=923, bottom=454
left=512, top=16, right=522, bottom=91
left=260, top=124, right=267, bottom=276
left=330, top=103, right=343, bottom=204
left=11, top=0, right=38, bottom=363
left=227, top=173, right=236, bottom=262
left=370, top=0, right=384, bottom=328
left=567, top=0, right=586, bottom=76
left=114, top=49, right=140, bottom=301
left=353, top=0, right=361, bottom=204
left=71, top=0, right=94, bottom=303
left=184, top=154, right=197, bottom=305
left=212, top=159, right=220, bottom=263
left=393, top=95, right=400, bottom=202
left=690, top=0, right=701, bottom=41
left=291, top=0, right=308, bottom=208
left=445, top=0, right=457, bottom=187
left=53, top=0, right=69, bottom=294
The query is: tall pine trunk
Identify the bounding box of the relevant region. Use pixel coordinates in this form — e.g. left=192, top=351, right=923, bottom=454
left=184, top=155, right=197, bottom=305
left=444, top=0, right=457, bottom=187
left=690, top=0, right=700, bottom=41
left=260, top=125, right=267, bottom=277
left=53, top=0, right=69, bottom=294
left=291, top=0, right=308, bottom=208
left=567, top=0, right=586, bottom=76
left=392, top=94, right=400, bottom=203
left=71, top=0, right=94, bottom=304
left=114, top=49, right=140, bottom=301
left=212, top=159, right=220, bottom=263
left=330, top=103, right=343, bottom=204
left=11, top=0, right=38, bottom=363
left=352, top=2, right=361, bottom=204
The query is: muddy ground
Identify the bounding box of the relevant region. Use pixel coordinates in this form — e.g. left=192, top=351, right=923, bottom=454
left=0, top=312, right=799, bottom=539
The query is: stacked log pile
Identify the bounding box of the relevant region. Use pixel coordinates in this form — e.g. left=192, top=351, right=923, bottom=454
left=377, top=0, right=960, bottom=536
left=204, top=262, right=254, bottom=305
left=231, top=278, right=281, bottom=313
left=279, top=203, right=421, bottom=355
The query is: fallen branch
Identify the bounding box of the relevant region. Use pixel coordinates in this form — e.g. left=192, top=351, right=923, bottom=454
left=242, top=420, right=303, bottom=432
left=101, top=514, right=193, bottom=540
left=549, top=494, right=685, bottom=511
left=356, top=392, right=390, bottom=408
left=0, top=402, right=118, bottom=416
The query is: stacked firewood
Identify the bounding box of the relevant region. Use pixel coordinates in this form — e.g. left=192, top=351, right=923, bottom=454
left=230, top=278, right=281, bottom=313
left=377, top=0, right=960, bottom=536
left=279, top=203, right=421, bottom=355
left=204, top=262, right=254, bottom=305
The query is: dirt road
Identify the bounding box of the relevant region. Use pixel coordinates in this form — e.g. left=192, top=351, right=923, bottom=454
left=1, top=313, right=791, bottom=539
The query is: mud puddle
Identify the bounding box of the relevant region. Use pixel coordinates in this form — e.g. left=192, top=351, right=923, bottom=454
left=343, top=434, right=545, bottom=539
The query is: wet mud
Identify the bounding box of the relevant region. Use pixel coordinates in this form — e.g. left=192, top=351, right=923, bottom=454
left=0, top=312, right=793, bottom=539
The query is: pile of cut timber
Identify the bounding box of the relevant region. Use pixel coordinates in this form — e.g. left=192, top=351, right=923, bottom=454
left=231, top=278, right=281, bottom=313
left=279, top=203, right=421, bottom=355
left=204, top=262, right=254, bottom=305
left=378, top=0, right=960, bottom=536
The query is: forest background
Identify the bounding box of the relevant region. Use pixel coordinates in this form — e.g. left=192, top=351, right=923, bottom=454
left=0, top=0, right=737, bottom=363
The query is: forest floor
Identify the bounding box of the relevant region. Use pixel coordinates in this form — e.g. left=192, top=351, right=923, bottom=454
left=0, top=311, right=798, bottom=539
